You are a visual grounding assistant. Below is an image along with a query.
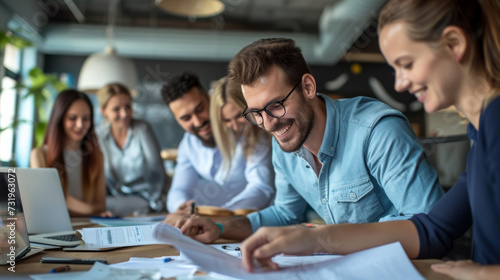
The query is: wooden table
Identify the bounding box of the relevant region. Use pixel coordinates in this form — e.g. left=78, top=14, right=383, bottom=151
left=1, top=218, right=452, bottom=279
left=1, top=242, right=451, bottom=279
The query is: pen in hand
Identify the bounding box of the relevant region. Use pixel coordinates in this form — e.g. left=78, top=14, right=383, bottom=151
left=50, top=265, right=71, bottom=273
left=190, top=202, right=196, bottom=215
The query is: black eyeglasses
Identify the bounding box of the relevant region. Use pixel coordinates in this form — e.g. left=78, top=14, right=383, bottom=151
left=242, top=79, right=301, bottom=126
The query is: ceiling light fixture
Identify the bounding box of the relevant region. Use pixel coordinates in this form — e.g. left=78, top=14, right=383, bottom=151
left=77, top=0, right=138, bottom=93
left=155, top=0, right=225, bottom=18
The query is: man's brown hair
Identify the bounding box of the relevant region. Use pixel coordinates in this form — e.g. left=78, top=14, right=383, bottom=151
left=228, top=38, right=311, bottom=87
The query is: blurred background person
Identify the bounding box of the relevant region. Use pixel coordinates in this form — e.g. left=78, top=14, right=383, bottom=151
left=30, top=90, right=108, bottom=217
left=96, top=83, right=166, bottom=216
left=209, top=76, right=275, bottom=209
left=161, top=72, right=275, bottom=216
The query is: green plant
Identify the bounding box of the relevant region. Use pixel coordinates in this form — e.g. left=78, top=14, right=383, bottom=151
left=0, top=30, right=33, bottom=49
left=21, top=67, right=67, bottom=146
left=1, top=30, right=67, bottom=148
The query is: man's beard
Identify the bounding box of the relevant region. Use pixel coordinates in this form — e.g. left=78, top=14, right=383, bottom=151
left=267, top=101, right=314, bottom=153
left=193, top=121, right=216, bottom=148
left=197, top=134, right=215, bottom=148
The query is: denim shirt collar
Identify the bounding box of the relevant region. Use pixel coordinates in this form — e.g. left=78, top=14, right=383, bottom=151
left=292, top=93, right=339, bottom=162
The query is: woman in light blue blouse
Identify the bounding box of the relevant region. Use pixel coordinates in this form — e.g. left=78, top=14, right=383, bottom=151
left=208, top=76, right=275, bottom=209
left=96, top=83, right=166, bottom=216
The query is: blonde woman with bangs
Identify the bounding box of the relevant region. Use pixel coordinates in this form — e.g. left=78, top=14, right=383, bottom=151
left=210, top=77, right=267, bottom=176
left=208, top=76, right=275, bottom=208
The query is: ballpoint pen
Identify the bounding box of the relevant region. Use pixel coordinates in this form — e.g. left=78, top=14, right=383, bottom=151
left=50, top=265, right=71, bottom=273
left=190, top=202, right=196, bottom=215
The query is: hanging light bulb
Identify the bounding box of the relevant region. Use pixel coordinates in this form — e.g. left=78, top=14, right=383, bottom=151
left=77, top=0, right=138, bottom=93
left=155, top=0, right=225, bottom=18
left=78, top=46, right=137, bottom=93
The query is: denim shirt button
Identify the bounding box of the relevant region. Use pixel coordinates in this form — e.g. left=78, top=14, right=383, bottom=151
left=321, top=198, right=327, bottom=204
left=349, top=192, right=357, bottom=200
left=330, top=146, right=334, bottom=152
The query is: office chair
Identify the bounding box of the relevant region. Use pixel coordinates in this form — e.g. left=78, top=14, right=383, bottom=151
left=420, top=134, right=470, bottom=190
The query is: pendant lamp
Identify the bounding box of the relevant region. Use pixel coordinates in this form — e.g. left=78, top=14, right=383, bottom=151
left=77, top=0, right=137, bottom=93
left=155, top=0, right=225, bottom=18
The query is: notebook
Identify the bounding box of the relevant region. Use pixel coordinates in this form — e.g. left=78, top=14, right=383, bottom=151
left=0, top=167, right=81, bottom=247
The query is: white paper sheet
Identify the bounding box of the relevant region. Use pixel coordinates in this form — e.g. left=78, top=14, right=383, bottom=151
left=31, top=261, right=166, bottom=280
left=210, top=243, right=341, bottom=267
left=80, top=224, right=161, bottom=248
left=153, top=223, right=425, bottom=280
left=90, top=216, right=166, bottom=227
left=110, top=256, right=198, bottom=279
left=30, top=262, right=111, bottom=280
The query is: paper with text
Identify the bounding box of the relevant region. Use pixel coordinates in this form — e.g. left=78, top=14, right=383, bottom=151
left=153, top=223, right=425, bottom=280
left=80, top=224, right=161, bottom=248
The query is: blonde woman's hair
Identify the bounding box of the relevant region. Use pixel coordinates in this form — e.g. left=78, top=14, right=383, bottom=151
left=378, top=0, right=500, bottom=91
left=96, top=82, right=132, bottom=108
left=210, top=76, right=269, bottom=175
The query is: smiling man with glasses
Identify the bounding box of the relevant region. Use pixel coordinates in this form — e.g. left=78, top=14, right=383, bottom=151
left=242, top=79, right=301, bottom=126
left=173, top=38, right=444, bottom=244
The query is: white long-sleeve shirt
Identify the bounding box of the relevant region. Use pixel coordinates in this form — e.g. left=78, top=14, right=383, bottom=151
left=167, top=132, right=275, bottom=213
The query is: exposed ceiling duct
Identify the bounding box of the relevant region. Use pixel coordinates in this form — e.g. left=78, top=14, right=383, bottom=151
left=14, top=0, right=388, bottom=65
left=315, top=0, right=387, bottom=62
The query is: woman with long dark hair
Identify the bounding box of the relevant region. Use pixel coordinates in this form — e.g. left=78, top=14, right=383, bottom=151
left=31, top=89, right=107, bottom=216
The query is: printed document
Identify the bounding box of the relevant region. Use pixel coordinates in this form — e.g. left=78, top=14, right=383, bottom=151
left=153, top=223, right=425, bottom=280
left=80, top=224, right=161, bottom=248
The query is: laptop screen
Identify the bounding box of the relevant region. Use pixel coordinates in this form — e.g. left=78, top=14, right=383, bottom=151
left=0, top=169, right=31, bottom=266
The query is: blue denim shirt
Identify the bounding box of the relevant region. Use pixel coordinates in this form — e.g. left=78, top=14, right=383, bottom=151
left=247, top=95, right=443, bottom=231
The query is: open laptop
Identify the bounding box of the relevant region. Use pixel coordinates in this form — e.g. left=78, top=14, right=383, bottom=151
left=0, top=167, right=81, bottom=247
left=0, top=169, right=43, bottom=265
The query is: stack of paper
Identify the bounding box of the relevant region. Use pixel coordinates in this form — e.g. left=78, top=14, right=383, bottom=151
left=153, top=223, right=425, bottom=280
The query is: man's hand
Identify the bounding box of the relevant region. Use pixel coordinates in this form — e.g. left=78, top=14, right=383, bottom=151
left=176, top=199, right=195, bottom=215
left=99, top=210, right=114, bottom=217
left=162, top=212, right=189, bottom=226
left=241, top=226, right=325, bottom=272
left=179, top=215, right=221, bottom=243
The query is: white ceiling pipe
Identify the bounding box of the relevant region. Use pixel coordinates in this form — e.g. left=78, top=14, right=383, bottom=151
left=40, top=24, right=321, bottom=63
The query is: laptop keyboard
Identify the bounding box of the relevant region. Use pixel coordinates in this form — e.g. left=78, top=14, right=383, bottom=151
left=45, top=234, right=79, bottom=242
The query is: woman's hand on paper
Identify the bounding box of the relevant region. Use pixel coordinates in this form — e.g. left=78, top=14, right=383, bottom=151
left=240, top=226, right=325, bottom=272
